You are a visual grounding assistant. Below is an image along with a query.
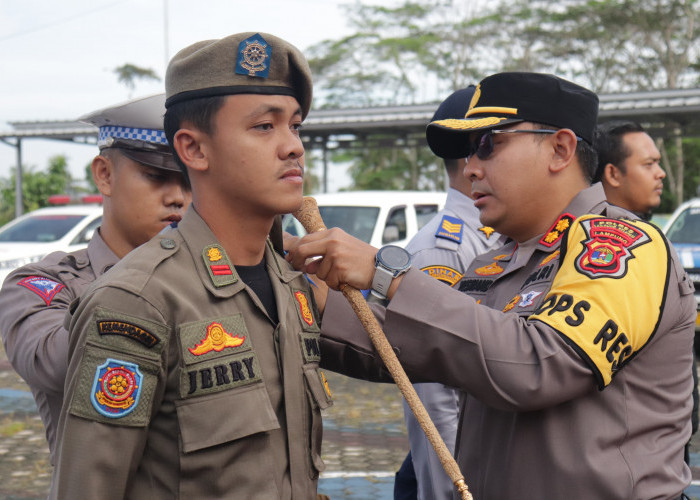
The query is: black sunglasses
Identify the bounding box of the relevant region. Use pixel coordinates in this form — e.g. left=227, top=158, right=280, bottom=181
left=469, top=129, right=581, bottom=160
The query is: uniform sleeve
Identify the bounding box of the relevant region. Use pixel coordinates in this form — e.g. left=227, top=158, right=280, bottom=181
left=52, top=285, right=169, bottom=499
left=354, top=216, right=673, bottom=411
left=323, top=266, right=596, bottom=410
left=0, top=262, right=78, bottom=393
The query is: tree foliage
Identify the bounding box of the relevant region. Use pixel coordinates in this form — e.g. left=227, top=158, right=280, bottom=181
left=0, top=155, right=73, bottom=223
left=308, top=0, right=700, bottom=205
left=114, top=63, right=160, bottom=97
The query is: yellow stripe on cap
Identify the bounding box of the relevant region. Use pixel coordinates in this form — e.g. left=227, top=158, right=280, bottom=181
left=466, top=106, right=518, bottom=117
left=432, top=117, right=507, bottom=130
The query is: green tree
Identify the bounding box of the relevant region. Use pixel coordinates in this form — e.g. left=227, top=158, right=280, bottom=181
left=114, top=63, right=160, bottom=98
left=0, top=155, right=74, bottom=224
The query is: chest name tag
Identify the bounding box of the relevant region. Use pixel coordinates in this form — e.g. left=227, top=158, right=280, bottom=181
left=182, top=351, right=262, bottom=398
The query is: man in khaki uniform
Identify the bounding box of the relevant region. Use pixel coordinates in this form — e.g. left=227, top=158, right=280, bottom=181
left=0, top=93, right=189, bottom=466
left=52, top=33, right=331, bottom=499
left=288, top=72, right=695, bottom=499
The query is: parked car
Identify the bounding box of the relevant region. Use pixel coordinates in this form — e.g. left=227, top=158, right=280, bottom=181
left=664, top=198, right=700, bottom=352
left=0, top=204, right=103, bottom=285
left=282, top=190, right=447, bottom=248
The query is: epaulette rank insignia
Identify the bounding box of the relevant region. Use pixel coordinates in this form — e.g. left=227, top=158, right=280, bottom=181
left=540, top=213, right=575, bottom=247
left=435, top=215, right=463, bottom=243
left=203, top=244, right=237, bottom=287
left=236, top=33, right=271, bottom=78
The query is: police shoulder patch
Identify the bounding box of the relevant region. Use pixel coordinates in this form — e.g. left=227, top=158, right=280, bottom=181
left=18, top=276, right=64, bottom=305
left=529, top=215, right=670, bottom=388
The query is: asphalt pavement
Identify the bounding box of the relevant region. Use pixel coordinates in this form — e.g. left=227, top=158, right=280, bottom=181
left=1, top=343, right=699, bottom=499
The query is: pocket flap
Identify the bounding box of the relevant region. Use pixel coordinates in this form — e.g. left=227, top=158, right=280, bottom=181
left=176, top=382, right=280, bottom=453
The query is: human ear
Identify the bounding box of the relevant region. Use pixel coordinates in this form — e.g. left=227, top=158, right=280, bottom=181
left=604, top=163, right=623, bottom=187
left=549, top=129, right=578, bottom=174
left=91, top=154, right=113, bottom=197
left=173, top=128, right=209, bottom=173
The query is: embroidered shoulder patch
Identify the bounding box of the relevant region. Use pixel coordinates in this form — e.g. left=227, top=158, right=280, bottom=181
left=529, top=215, right=669, bottom=388
left=18, top=276, right=64, bottom=305
left=421, top=265, right=463, bottom=286
left=91, top=358, right=143, bottom=418
left=435, top=215, right=463, bottom=243
left=97, top=320, right=159, bottom=348
left=573, top=218, right=651, bottom=279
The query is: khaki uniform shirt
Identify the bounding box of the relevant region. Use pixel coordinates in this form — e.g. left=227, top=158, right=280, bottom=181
left=0, top=231, right=117, bottom=462
left=403, top=188, right=502, bottom=500
left=52, top=207, right=331, bottom=499
left=321, top=184, right=695, bottom=499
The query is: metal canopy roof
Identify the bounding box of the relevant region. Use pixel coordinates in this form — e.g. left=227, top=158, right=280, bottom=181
left=4, top=87, right=700, bottom=148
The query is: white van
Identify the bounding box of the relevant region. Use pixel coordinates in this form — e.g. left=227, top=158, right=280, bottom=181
left=282, top=190, right=447, bottom=248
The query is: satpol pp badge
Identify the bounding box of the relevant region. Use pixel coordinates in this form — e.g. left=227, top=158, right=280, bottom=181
left=91, top=358, right=143, bottom=418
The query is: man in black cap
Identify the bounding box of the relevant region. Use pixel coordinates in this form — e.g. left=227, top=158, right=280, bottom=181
left=53, top=33, right=329, bottom=500
left=288, top=72, right=695, bottom=498
left=0, top=93, right=190, bottom=481
left=396, top=85, right=503, bottom=500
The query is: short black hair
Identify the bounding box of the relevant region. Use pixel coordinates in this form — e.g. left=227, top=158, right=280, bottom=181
left=593, top=120, right=645, bottom=182
left=164, top=95, right=227, bottom=182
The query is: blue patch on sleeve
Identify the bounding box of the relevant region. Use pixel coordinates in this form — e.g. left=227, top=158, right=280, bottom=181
left=435, top=215, right=463, bottom=244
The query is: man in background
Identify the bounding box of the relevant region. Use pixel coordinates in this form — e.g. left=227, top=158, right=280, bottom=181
left=593, top=120, right=665, bottom=219
left=396, top=85, right=502, bottom=500
left=0, top=93, right=190, bottom=466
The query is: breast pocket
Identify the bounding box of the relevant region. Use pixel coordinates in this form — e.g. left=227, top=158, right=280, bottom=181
left=175, top=382, right=282, bottom=498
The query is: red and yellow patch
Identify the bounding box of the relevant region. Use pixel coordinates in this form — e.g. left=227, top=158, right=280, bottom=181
left=189, top=322, right=246, bottom=355
left=503, top=294, right=520, bottom=312
left=540, top=213, right=574, bottom=247
left=295, top=291, right=314, bottom=326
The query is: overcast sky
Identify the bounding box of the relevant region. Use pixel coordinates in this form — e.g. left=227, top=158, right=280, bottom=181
left=0, top=0, right=354, bottom=190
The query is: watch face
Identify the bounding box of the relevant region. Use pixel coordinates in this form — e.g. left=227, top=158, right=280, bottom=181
left=379, top=245, right=411, bottom=269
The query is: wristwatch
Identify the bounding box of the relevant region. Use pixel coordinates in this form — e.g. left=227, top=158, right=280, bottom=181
left=371, top=245, right=412, bottom=299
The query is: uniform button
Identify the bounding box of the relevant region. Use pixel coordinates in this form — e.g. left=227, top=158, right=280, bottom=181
left=161, top=239, right=176, bottom=249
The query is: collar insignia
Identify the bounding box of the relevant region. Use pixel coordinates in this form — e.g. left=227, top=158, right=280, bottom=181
left=189, top=322, right=246, bottom=356
left=236, top=33, right=271, bottom=78
left=540, top=213, right=574, bottom=247
left=479, top=226, right=496, bottom=239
